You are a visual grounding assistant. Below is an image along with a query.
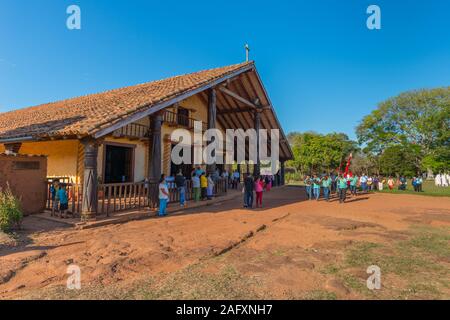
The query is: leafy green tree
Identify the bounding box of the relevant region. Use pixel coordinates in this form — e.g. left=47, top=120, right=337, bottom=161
left=357, top=87, right=450, bottom=173
left=287, top=131, right=357, bottom=175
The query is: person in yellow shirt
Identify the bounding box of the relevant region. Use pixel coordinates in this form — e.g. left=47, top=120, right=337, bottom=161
left=200, top=173, right=208, bottom=201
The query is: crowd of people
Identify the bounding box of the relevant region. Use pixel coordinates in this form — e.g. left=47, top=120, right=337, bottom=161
left=157, top=166, right=277, bottom=216
left=303, top=172, right=431, bottom=204
left=434, top=173, right=450, bottom=187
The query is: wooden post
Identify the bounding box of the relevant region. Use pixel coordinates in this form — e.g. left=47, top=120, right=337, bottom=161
left=4, top=143, right=22, bottom=154
left=280, top=161, right=286, bottom=186
left=254, top=110, right=261, bottom=176
left=81, top=137, right=98, bottom=221
left=207, top=88, right=217, bottom=176
left=149, top=112, right=163, bottom=181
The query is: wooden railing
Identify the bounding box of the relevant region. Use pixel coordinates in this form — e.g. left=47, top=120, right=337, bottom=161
left=45, top=178, right=228, bottom=218
left=112, top=123, right=150, bottom=140
left=163, top=110, right=207, bottom=131
left=46, top=181, right=83, bottom=216
left=214, top=177, right=228, bottom=195
left=99, top=181, right=159, bottom=216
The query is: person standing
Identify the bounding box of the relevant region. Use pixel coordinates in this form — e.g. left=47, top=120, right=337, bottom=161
left=435, top=173, right=442, bottom=187
left=416, top=175, right=423, bottom=192
left=175, top=169, right=186, bottom=207
left=192, top=174, right=201, bottom=202
left=442, top=173, right=449, bottom=187
left=321, top=175, right=332, bottom=201
left=244, top=173, right=255, bottom=209
left=158, top=175, right=169, bottom=217
left=337, top=174, right=348, bottom=203
left=312, top=175, right=321, bottom=201
left=207, top=174, right=215, bottom=200
left=360, top=174, right=368, bottom=192
left=255, top=176, right=264, bottom=208
left=233, top=170, right=240, bottom=189
left=50, top=180, right=60, bottom=217
left=350, top=174, right=358, bottom=196
left=304, top=175, right=313, bottom=200
left=387, top=176, right=395, bottom=190
left=200, top=173, right=208, bottom=201
left=399, top=176, right=407, bottom=191
left=58, top=183, right=69, bottom=219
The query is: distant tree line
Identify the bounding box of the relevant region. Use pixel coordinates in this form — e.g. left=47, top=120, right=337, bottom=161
left=287, top=87, right=450, bottom=178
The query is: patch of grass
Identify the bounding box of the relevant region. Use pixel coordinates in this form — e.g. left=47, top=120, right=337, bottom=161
left=303, top=290, right=337, bottom=300
left=320, top=264, right=340, bottom=275
left=136, top=263, right=262, bottom=300
left=407, top=226, right=450, bottom=259
left=376, top=181, right=450, bottom=197
left=344, top=242, right=381, bottom=268
left=272, top=249, right=285, bottom=256
left=398, top=282, right=442, bottom=300
left=328, top=224, right=450, bottom=299
left=341, top=274, right=366, bottom=292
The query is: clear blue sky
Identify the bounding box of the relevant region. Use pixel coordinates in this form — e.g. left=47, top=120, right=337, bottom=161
left=1, top=0, right=449, bottom=139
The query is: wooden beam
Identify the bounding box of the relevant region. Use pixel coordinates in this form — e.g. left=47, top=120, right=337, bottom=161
left=217, top=106, right=270, bottom=116
left=219, top=86, right=258, bottom=110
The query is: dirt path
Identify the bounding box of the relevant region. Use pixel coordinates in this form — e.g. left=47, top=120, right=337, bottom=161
left=1, top=186, right=449, bottom=299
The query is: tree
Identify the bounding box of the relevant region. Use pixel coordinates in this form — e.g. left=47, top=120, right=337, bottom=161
left=356, top=87, right=450, bottom=173
left=287, top=131, right=358, bottom=176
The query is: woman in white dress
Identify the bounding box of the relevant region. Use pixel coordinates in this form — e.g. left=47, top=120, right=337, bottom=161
left=442, top=173, right=449, bottom=187
left=435, top=174, right=442, bottom=187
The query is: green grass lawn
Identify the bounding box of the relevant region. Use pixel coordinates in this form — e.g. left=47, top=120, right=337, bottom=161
left=287, top=180, right=450, bottom=197
left=377, top=181, right=450, bottom=197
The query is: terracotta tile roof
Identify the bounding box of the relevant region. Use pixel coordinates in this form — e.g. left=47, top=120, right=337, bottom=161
left=0, top=62, right=253, bottom=141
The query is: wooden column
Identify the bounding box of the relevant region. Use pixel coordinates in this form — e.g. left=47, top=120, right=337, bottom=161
left=81, top=137, right=98, bottom=221
left=207, top=88, right=217, bottom=176
left=149, top=112, right=163, bottom=181
left=4, top=143, right=22, bottom=154
left=254, top=110, right=261, bottom=176
left=280, top=161, right=286, bottom=186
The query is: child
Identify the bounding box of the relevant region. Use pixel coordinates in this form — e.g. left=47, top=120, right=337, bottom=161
left=200, top=173, right=208, bottom=201
left=192, top=174, right=201, bottom=202
left=255, top=176, right=264, bottom=208
left=207, top=174, right=214, bottom=200
left=158, top=175, right=169, bottom=216
left=50, top=180, right=60, bottom=217
left=58, top=183, right=69, bottom=219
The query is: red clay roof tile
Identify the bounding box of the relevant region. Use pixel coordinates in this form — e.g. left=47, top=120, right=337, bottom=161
left=0, top=62, right=252, bottom=141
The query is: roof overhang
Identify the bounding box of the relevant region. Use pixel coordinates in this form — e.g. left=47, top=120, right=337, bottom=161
left=92, top=63, right=293, bottom=160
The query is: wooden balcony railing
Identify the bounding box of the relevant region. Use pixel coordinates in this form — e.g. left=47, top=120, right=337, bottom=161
left=112, top=123, right=150, bottom=140
left=163, top=110, right=207, bottom=131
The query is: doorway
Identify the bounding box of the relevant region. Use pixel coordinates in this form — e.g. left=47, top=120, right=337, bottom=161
left=104, top=144, right=134, bottom=183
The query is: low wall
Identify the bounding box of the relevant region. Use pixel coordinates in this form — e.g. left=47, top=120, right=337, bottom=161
left=0, top=154, right=48, bottom=215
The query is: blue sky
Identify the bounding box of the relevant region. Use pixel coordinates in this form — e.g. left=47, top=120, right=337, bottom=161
left=1, top=0, right=449, bottom=139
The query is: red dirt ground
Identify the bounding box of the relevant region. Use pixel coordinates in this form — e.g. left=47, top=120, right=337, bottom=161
left=1, top=186, right=449, bottom=299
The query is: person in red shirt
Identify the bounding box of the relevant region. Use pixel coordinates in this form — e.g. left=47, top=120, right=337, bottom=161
left=255, top=176, right=264, bottom=208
